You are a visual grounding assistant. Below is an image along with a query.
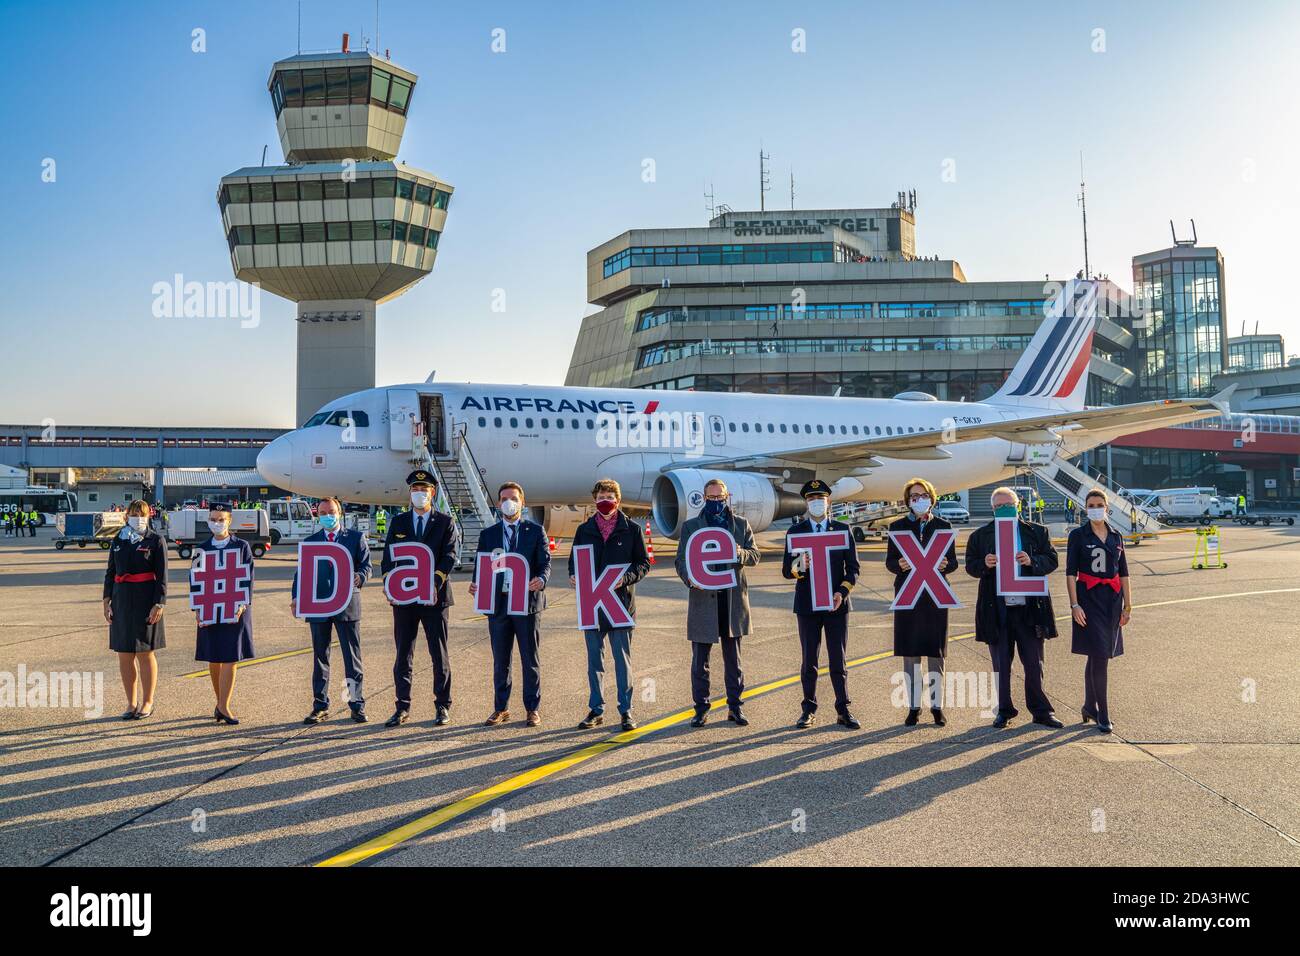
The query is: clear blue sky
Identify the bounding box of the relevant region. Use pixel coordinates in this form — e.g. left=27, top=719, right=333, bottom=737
left=2, top=0, right=1297, bottom=427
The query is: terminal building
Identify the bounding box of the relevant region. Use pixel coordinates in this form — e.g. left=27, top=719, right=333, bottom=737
left=564, top=202, right=1285, bottom=496
left=218, top=39, right=452, bottom=425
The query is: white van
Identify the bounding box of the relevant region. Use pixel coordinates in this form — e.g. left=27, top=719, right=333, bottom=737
left=266, top=498, right=316, bottom=545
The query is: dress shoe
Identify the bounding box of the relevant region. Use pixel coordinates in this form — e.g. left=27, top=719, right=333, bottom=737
left=303, top=708, right=329, bottom=725
left=350, top=707, right=368, bottom=723
left=1097, top=720, right=1113, bottom=734
left=796, top=711, right=817, bottom=729
left=525, top=710, right=541, bottom=727
left=690, top=711, right=707, bottom=728
left=1033, top=714, right=1065, bottom=729
left=484, top=710, right=510, bottom=727
left=433, top=706, right=451, bottom=726
left=215, top=708, right=240, bottom=726
left=992, top=712, right=1011, bottom=729
left=620, top=712, right=637, bottom=731
left=904, top=708, right=920, bottom=726
left=931, top=708, right=947, bottom=727
left=578, top=710, right=604, bottom=729
left=385, top=709, right=410, bottom=728
left=121, top=708, right=138, bottom=720
left=1080, top=706, right=1097, bottom=724
left=727, top=709, right=749, bottom=726
left=837, top=712, right=862, bottom=730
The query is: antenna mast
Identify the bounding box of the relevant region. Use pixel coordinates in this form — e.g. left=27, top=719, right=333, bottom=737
left=1077, top=151, right=1091, bottom=279
left=297, top=0, right=302, bottom=54
left=759, top=147, right=771, bottom=212
left=790, top=168, right=795, bottom=210
left=704, top=182, right=716, bottom=219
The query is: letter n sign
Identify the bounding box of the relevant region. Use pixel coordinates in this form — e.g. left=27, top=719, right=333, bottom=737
left=889, top=529, right=960, bottom=610
left=572, top=543, right=634, bottom=630
left=473, top=551, right=531, bottom=615
left=683, top=527, right=737, bottom=590
left=996, top=517, right=1048, bottom=597
left=296, top=541, right=354, bottom=619
left=787, top=529, right=851, bottom=611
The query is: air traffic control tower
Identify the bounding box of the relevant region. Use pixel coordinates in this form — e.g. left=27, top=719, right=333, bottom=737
left=218, top=39, right=452, bottom=424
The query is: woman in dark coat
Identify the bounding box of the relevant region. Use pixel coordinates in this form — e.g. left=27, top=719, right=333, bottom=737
left=103, top=499, right=167, bottom=719
left=884, top=478, right=958, bottom=726
left=1065, top=487, right=1131, bottom=735
left=191, top=504, right=255, bottom=725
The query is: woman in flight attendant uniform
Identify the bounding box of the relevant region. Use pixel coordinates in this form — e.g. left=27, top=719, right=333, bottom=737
left=1065, top=488, right=1131, bottom=735
left=103, top=499, right=167, bottom=719
left=192, top=503, right=256, bottom=725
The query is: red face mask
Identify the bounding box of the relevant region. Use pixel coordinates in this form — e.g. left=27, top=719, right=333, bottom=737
left=595, top=499, right=618, bottom=517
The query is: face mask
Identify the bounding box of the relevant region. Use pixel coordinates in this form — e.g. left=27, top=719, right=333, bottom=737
left=993, top=503, right=1018, bottom=518
left=499, top=498, right=521, bottom=518
left=595, top=499, right=618, bottom=517
left=1087, top=507, right=1107, bottom=522
left=127, top=516, right=148, bottom=533
left=910, top=497, right=932, bottom=516
left=209, top=521, right=229, bottom=536
left=318, top=514, right=338, bottom=529
left=807, top=498, right=828, bottom=518
left=410, top=491, right=431, bottom=509
left=702, top=499, right=727, bottom=518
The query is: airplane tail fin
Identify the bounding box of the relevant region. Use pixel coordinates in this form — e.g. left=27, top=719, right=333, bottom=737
left=988, top=278, right=1100, bottom=412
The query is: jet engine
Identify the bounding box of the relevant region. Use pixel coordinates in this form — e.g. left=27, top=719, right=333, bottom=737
left=651, top=470, right=804, bottom=538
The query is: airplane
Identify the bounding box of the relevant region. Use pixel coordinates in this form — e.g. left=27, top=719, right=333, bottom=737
left=256, top=280, right=1231, bottom=538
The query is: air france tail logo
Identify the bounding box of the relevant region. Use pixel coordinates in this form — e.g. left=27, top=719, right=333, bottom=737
left=1006, top=286, right=1099, bottom=399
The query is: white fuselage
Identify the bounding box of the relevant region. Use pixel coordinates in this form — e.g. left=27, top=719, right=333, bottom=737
left=257, top=382, right=1098, bottom=511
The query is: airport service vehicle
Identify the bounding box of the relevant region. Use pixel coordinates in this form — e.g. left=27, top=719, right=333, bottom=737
left=1138, top=487, right=1232, bottom=525
left=1, top=487, right=78, bottom=526
left=53, top=511, right=124, bottom=550
left=934, top=500, right=970, bottom=524
left=256, top=281, right=1231, bottom=541
left=165, top=508, right=272, bottom=559
left=265, top=497, right=317, bottom=545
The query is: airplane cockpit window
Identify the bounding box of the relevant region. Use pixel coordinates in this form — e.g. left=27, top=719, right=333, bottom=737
left=303, top=412, right=330, bottom=427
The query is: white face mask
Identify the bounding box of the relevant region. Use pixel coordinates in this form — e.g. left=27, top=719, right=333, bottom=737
left=807, top=498, right=828, bottom=519
left=127, top=516, right=148, bottom=533
left=1087, top=507, right=1107, bottom=523
left=209, top=521, right=229, bottom=536
left=910, top=497, right=932, bottom=516
left=499, top=498, right=521, bottom=518
left=410, top=491, right=431, bottom=509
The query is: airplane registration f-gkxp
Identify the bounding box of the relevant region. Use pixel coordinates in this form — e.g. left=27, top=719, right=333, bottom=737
left=256, top=280, right=1230, bottom=538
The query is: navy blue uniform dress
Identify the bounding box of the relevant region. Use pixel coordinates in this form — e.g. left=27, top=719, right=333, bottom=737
left=192, top=537, right=256, bottom=663
left=1066, top=524, right=1127, bottom=658
left=104, top=528, right=168, bottom=652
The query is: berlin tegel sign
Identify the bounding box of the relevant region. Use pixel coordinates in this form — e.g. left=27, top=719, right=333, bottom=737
left=729, top=216, right=876, bottom=237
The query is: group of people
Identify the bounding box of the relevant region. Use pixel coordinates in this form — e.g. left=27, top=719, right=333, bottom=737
left=101, top=470, right=1132, bottom=735
left=3, top=507, right=39, bottom=536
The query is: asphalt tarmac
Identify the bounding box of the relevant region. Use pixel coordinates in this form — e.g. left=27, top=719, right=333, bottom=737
left=2, top=520, right=1297, bottom=867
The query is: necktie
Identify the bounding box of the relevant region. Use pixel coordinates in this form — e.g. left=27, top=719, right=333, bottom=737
left=416, top=515, right=425, bottom=538
left=505, top=523, right=515, bottom=552
left=327, top=531, right=335, bottom=542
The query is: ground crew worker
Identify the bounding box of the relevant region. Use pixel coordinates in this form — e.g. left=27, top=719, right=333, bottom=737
left=2, top=510, right=12, bottom=536
left=1236, top=493, right=1246, bottom=516
left=1034, top=495, right=1045, bottom=522
left=28, top=507, right=39, bottom=536
left=375, top=507, right=388, bottom=537
left=16, top=508, right=28, bottom=537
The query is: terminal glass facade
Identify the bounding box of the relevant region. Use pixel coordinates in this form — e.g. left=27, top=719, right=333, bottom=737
left=1132, top=252, right=1225, bottom=399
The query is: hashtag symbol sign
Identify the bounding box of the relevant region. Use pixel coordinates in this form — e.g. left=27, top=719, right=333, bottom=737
left=190, top=548, right=253, bottom=626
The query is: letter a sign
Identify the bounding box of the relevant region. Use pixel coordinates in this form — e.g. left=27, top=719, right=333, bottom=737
left=889, top=529, right=960, bottom=610
left=995, top=517, right=1048, bottom=597
left=384, top=542, right=438, bottom=605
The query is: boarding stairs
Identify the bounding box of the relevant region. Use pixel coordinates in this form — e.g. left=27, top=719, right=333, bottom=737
left=1029, top=455, right=1163, bottom=536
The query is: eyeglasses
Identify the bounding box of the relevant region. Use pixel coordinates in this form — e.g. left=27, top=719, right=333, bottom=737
left=703, top=494, right=728, bottom=501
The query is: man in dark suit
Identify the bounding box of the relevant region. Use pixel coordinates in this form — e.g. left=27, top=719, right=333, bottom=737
left=964, top=485, right=1064, bottom=729
left=782, top=479, right=861, bottom=730
left=293, top=497, right=372, bottom=724
left=381, top=470, right=460, bottom=727
left=469, top=481, right=550, bottom=727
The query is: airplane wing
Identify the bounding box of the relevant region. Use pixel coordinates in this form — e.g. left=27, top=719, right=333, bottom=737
left=668, top=391, right=1232, bottom=474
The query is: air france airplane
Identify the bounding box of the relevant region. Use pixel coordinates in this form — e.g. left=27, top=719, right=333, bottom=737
left=256, top=280, right=1229, bottom=538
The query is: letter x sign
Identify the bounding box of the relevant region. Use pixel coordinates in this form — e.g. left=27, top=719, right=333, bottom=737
left=889, top=529, right=960, bottom=610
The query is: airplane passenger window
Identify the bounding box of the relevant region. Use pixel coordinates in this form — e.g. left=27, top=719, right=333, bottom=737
left=510, top=417, right=518, bottom=428
left=780, top=424, right=788, bottom=433
left=525, top=418, right=534, bottom=428
left=886, top=426, right=893, bottom=434
left=572, top=419, right=580, bottom=428
left=478, top=417, right=486, bottom=427
left=586, top=419, right=594, bottom=429
left=852, top=426, right=859, bottom=434
left=540, top=418, right=549, bottom=427
left=556, top=418, right=565, bottom=429
left=874, top=426, right=881, bottom=435
left=729, top=423, right=736, bottom=432
left=767, top=424, right=775, bottom=432
left=816, top=425, right=824, bottom=434
left=494, top=417, right=502, bottom=427
left=840, top=425, right=848, bottom=434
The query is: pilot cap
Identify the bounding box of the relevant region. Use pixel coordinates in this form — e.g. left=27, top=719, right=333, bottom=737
left=209, top=502, right=233, bottom=514
left=801, top=479, right=831, bottom=498
left=406, top=469, right=437, bottom=487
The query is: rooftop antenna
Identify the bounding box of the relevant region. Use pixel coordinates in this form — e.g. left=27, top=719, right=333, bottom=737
left=261, top=144, right=268, bottom=166
left=376, top=0, right=380, bottom=58
left=704, top=182, right=716, bottom=219
left=1170, top=219, right=1198, bottom=247
left=759, top=147, right=771, bottom=212
left=1077, top=151, right=1091, bottom=279
left=790, top=168, right=795, bottom=210
left=297, top=1, right=302, bottom=54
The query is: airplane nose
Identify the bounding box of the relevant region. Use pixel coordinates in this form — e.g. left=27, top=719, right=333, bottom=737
left=257, top=435, right=294, bottom=485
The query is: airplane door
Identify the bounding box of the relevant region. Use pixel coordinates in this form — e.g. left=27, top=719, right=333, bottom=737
left=708, top=414, right=727, bottom=446
left=387, top=389, right=421, bottom=452
left=999, top=410, right=1027, bottom=464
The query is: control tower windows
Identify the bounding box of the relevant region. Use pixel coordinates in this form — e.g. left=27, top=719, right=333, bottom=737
left=387, top=76, right=412, bottom=113
left=272, top=65, right=417, bottom=117
left=302, top=69, right=326, bottom=105
left=370, top=70, right=390, bottom=107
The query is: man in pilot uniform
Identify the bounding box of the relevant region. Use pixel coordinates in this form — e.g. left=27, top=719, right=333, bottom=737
left=381, top=470, right=460, bottom=727
left=782, top=479, right=861, bottom=730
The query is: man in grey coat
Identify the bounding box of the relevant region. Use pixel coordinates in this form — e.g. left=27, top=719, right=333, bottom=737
left=674, top=478, right=761, bottom=727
